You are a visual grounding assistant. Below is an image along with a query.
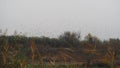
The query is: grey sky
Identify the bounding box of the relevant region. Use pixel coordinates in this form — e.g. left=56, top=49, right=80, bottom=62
left=0, top=0, right=120, bottom=40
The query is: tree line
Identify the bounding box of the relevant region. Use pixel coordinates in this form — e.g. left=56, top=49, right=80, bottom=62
left=0, top=31, right=120, bottom=68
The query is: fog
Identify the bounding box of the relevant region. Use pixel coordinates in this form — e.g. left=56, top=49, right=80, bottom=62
left=0, top=0, right=120, bottom=40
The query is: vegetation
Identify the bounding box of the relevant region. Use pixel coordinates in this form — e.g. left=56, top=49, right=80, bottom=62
left=0, top=31, right=120, bottom=68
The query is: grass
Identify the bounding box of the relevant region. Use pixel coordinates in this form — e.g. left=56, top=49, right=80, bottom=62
left=0, top=34, right=120, bottom=68
left=25, top=64, right=111, bottom=68
left=26, top=64, right=83, bottom=68
left=0, top=40, right=115, bottom=68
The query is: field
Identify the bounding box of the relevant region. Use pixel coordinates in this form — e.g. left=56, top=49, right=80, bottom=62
left=0, top=32, right=120, bottom=68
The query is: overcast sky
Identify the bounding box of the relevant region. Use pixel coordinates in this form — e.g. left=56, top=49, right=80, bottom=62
left=0, top=0, right=120, bottom=40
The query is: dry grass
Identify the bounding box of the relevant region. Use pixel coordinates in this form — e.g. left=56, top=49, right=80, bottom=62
left=0, top=32, right=118, bottom=68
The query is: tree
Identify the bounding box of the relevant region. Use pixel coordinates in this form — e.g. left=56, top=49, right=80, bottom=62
left=58, top=31, right=80, bottom=48
left=84, top=33, right=101, bottom=46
